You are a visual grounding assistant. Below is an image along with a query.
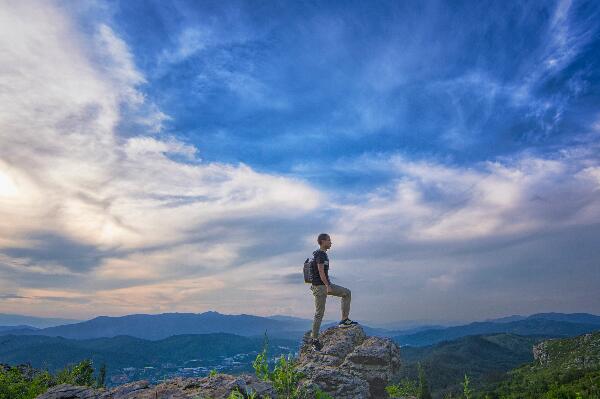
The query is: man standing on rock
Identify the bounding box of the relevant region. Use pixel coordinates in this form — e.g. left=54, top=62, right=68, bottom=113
left=310, top=233, right=358, bottom=351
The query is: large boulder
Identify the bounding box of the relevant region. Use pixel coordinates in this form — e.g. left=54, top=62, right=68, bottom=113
left=297, top=324, right=401, bottom=399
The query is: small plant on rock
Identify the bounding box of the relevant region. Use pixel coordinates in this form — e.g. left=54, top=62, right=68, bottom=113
left=313, top=388, right=334, bottom=399
left=226, top=389, right=244, bottom=399
left=386, top=378, right=418, bottom=398
left=461, top=373, right=472, bottom=399
left=55, top=359, right=95, bottom=387
left=252, top=333, right=307, bottom=399
left=270, top=354, right=305, bottom=399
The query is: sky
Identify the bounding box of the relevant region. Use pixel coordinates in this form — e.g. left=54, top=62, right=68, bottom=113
left=0, top=0, right=599, bottom=325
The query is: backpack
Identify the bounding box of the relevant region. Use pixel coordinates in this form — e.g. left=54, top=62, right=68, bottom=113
left=303, top=251, right=317, bottom=284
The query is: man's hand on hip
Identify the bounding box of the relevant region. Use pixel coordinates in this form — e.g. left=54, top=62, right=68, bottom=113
left=326, top=285, right=332, bottom=294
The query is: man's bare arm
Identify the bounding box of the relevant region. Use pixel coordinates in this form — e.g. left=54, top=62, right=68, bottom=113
left=317, top=263, right=331, bottom=290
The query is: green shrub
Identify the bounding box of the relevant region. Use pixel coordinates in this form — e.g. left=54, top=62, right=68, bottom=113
left=313, top=388, right=334, bottom=399
left=226, top=390, right=244, bottom=399
left=0, top=366, right=51, bottom=399
left=462, top=374, right=472, bottom=399
left=251, top=333, right=308, bottom=399
left=270, top=355, right=305, bottom=399
left=55, top=359, right=95, bottom=386
left=0, top=359, right=102, bottom=399
left=386, top=378, right=418, bottom=398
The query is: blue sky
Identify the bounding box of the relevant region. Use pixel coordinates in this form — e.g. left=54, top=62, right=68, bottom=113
left=109, top=0, right=599, bottom=173
left=0, top=0, right=599, bottom=324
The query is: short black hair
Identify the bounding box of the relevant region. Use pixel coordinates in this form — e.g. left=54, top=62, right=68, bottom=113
left=317, top=233, right=330, bottom=245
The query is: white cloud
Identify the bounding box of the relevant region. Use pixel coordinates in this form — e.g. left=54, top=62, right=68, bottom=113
left=0, top=2, right=322, bottom=318
left=333, top=152, right=600, bottom=248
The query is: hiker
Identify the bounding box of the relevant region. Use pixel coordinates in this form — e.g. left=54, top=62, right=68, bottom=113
left=310, top=233, right=357, bottom=350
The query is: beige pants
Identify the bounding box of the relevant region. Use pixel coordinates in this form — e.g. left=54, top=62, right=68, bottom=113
left=310, top=283, right=351, bottom=339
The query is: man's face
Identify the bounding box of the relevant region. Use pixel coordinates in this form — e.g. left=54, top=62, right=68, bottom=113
left=321, top=236, right=332, bottom=249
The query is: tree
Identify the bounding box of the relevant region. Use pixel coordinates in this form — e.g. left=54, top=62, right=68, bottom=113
left=95, top=363, right=106, bottom=388
left=418, top=363, right=432, bottom=399
left=55, top=359, right=95, bottom=387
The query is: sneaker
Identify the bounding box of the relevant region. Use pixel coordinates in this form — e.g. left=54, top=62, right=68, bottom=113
left=311, top=339, right=323, bottom=351
left=338, top=318, right=359, bottom=328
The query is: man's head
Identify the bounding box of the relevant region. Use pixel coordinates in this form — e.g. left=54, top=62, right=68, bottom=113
left=317, top=233, right=331, bottom=250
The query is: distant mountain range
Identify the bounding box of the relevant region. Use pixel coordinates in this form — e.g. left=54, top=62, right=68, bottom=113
left=0, top=312, right=306, bottom=340
left=393, top=313, right=600, bottom=347
left=0, top=312, right=392, bottom=341
left=1, top=311, right=599, bottom=346
left=0, top=313, right=81, bottom=328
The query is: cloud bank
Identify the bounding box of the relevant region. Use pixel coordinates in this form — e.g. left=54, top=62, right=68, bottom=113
left=0, top=1, right=599, bottom=323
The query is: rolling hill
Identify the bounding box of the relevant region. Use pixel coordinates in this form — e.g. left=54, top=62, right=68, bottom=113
left=394, top=317, right=600, bottom=347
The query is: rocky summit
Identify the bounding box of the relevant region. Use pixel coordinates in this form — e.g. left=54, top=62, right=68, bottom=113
left=34, top=325, right=400, bottom=399
left=297, top=324, right=401, bottom=399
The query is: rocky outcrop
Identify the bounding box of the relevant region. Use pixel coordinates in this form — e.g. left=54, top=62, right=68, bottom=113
left=35, top=374, right=275, bottom=399
left=297, top=325, right=401, bottom=399
left=533, top=331, right=600, bottom=369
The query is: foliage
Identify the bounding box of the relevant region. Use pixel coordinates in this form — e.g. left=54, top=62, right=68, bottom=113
left=313, top=388, right=334, bottom=399
left=226, top=389, right=244, bottom=399
left=252, top=333, right=307, bottom=399
left=55, top=359, right=95, bottom=386
left=0, top=359, right=100, bottom=399
left=252, top=332, right=270, bottom=382
left=462, top=374, right=472, bottom=399
left=480, top=366, right=600, bottom=398
left=386, top=378, right=418, bottom=398
left=209, top=369, right=218, bottom=377
left=478, top=332, right=600, bottom=399
left=398, top=333, right=545, bottom=397
left=0, top=366, right=52, bottom=399
left=270, top=355, right=305, bottom=399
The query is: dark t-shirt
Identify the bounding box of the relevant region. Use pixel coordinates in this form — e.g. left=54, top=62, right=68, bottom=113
left=311, top=249, right=330, bottom=286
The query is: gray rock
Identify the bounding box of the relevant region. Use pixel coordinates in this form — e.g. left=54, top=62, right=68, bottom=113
left=341, top=337, right=401, bottom=398
left=103, top=380, right=149, bottom=398
left=297, top=325, right=401, bottom=399
left=35, top=374, right=274, bottom=399
left=35, top=384, right=100, bottom=399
